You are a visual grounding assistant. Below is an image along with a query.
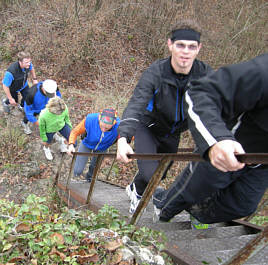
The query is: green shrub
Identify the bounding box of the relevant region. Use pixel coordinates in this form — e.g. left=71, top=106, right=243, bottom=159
left=0, top=195, right=171, bottom=264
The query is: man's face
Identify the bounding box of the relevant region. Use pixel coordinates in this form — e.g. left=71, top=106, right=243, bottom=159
left=168, top=39, right=201, bottom=74
left=99, top=120, right=113, bottom=132
left=19, top=58, right=31, bottom=69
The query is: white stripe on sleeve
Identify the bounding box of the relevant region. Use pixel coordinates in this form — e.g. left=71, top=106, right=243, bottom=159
left=185, top=91, right=217, bottom=147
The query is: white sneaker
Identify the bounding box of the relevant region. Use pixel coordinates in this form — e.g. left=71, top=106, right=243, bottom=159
left=2, top=99, right=10, bottom=113
left=21, top=120, right=32, bottom=134
left=70, top=177, right=90, bottom=183
left=126, top=172, right=139, bottom=201
left=54, top=134, right=68, bottom=152
left=60, top=142, right=68, bottom=152
left=53, top=133, right=62, bottom=143
left=17, top=104, right=24, bottom=112
left=153, top=205, right=161, bottom=223
left=126, top=183, right=134, bottom=201
left=43, top=146, right=53, bottom=160
left=129, top=188, right=142, bottom=214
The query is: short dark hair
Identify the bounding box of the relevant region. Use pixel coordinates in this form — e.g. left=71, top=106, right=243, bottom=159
left=169, top=19, right=202, bottom=39
left=17, top=51, right=31, bottom=62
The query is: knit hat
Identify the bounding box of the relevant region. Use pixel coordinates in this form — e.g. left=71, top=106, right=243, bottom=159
left=99, top=108, right=117, bottom=125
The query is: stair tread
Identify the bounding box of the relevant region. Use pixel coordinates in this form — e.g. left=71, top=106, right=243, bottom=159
left=176, top=234, right=258, bottom=252
left=148, top=225, right=255, bottom=241
left=188, top=245, right=268, bottom=265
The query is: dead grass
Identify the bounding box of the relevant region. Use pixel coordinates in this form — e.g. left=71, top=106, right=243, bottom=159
left=1, top=0, right=266, bottom=117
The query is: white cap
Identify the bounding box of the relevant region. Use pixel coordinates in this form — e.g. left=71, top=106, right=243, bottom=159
left=43, top=79, right=57, bottom=97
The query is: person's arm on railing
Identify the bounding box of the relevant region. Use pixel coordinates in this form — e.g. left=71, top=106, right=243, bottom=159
left=67, top=119, right=86, bottom=155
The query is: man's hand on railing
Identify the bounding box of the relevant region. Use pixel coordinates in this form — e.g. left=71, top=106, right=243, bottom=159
left=116, top=137, right=134, bottom=163
left=209, top=140, right=245, bottom=172
left=67, top=144, right=75, bottom=155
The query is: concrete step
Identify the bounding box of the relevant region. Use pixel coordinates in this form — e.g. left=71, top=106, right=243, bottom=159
left=190, top=246, right=268, bottom=265
left=177, top=234, right=257, bottom=253
left=155, top=225, right=255, bottom=242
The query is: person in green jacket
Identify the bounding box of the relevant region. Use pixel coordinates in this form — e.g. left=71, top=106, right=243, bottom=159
left=39, top=96, right=72, bottom=160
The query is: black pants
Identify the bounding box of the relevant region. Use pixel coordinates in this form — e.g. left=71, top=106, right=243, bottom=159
left=133, top=123, right=180, bottom=195
left=5, top=85, right=30, bottom=107
left=156, top=161, right=268, bottom=223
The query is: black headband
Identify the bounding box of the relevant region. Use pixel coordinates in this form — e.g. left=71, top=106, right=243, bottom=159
left=171, top=29, right=201, bottom=43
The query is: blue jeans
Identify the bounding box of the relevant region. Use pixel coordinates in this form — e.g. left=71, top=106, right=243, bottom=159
left=45, top=123, right=71, bottom=144
left=73, top=142, right=106, bottom=179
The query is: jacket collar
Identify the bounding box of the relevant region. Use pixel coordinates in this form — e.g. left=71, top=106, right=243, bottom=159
left=161, top=57, right=198, bottom=86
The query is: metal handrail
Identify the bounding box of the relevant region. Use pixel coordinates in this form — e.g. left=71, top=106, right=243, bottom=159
left=66, top=151, right=268, bottom=163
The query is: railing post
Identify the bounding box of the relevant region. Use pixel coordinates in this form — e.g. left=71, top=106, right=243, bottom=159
left=54, top=152, right=66, bottom=186
left=106, top=156, right=116, bottom=181
left=66, top=153, right=77, bottom=188
left=86, top=154, right=104, bottom=204
left=129, top=156, right=171, bottom=225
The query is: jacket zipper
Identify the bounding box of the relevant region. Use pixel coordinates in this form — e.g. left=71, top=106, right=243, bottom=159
left=94, top=131, right=104, bottom=150
left=170, top=81, right=190, bottom=135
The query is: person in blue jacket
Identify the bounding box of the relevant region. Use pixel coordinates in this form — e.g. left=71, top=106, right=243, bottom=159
left=67, top=108, right=120, bottom=182
left=2, top=51, right=38, bottom=113
left=21, top=79, right=61, bottom=134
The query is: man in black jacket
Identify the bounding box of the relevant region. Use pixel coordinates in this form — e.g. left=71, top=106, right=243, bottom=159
left=153, top=53, right=268, bottom=224
left=116, top=20, right=212, bottom=214
left=2, top=51, right=38, bottom=113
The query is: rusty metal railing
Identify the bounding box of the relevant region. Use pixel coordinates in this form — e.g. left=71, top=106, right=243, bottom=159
left=56, top=151, right=268, bottom=214
left=55, top=151, right=268, bottom=264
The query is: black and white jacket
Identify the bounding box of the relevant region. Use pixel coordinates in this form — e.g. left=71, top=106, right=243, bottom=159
left=184, top=53, right=268, bottom=157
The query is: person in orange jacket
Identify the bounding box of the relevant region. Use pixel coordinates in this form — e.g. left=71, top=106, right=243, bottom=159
left=67, top=108, right=120, bottom=182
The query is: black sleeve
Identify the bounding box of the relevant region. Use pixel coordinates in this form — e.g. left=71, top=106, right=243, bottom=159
left=118, top=65, right=159, bottom=142
left=184, top=54, right=267, bottom=157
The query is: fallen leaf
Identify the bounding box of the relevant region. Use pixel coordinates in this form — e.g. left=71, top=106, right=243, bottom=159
left=49, top=246, right=66, bottom=261
left=50, top=232, right=65, bottom=244
left=81, top=237, right=94, bottom=246
left=31, top=259, right=38, bottom=265
left=77, top=253, right=99, bottom=264
left=68, top=245, right=80, bottom=250
left=3, top=243, right=13, bottom=252
left=104, top=239, right=122, bottom=251
left=16, top=223, right=31, bottom=232
left=9, top=256, right=26, bottom=262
